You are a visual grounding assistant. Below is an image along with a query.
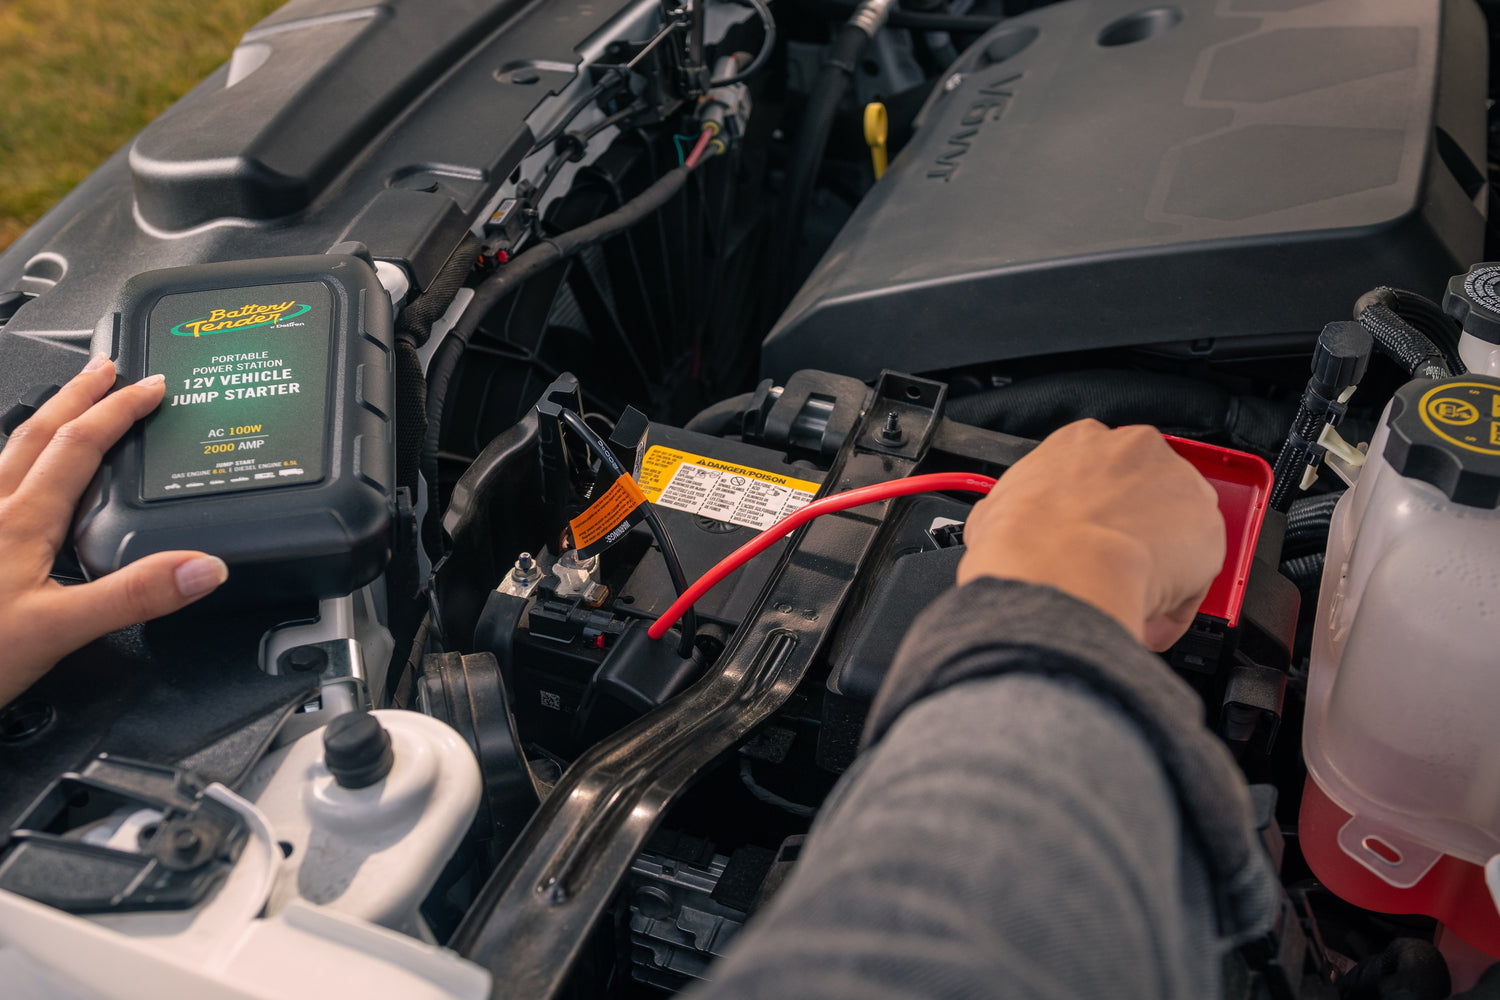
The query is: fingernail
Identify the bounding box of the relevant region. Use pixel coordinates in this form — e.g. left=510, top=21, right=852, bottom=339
left=175, top=556, right=228, bottom=599
left=83, top=354, right=112, bottom=373
left=135, top=373, right=165, bottom=388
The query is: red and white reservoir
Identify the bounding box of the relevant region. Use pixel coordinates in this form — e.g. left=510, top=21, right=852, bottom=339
left=1300, top=376, right=1500, bottom=966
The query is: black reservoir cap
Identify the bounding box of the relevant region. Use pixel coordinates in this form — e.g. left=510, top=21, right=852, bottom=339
left=323, top=712, right=394, bottom=789
left=1444, top=264, right=1500, bottom=345
left=1311, top=321, right=1372, bottom=391
left=1384, top=376, right=1500, bottom=508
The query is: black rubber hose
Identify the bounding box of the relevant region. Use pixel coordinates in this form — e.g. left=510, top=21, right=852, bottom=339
left=557, top=407, right=698, bottom=657
left=1354, top=298, right=1452, bottom=380
left=944, top=370, right=1292, bottom=454
left=773, top=17, right=879, bottom=307
left=684, top=391, right=755, bottom=436
left=1355, top=286, right=1465, bottom=375
left=528, top=70, right=625, bottom=155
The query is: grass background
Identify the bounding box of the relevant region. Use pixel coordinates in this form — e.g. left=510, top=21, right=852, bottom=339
left=0, top=0, right=283, bottom=252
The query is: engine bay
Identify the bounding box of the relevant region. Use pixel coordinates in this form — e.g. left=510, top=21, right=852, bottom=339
left=2, top=0, right=1500, bottom=996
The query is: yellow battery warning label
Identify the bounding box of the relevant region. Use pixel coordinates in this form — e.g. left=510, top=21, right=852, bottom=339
left=638, top=446, right=821, bottom=531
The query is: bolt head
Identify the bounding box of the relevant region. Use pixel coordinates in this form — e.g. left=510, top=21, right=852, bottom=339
left=283, top=645, right=328, bottom=673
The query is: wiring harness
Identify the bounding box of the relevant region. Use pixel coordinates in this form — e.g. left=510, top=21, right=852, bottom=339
left=555, top=407, right=701, bottom=657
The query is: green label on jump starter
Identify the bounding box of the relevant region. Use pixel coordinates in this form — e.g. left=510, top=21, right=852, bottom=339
left=141, top=281, right=331, bottom=500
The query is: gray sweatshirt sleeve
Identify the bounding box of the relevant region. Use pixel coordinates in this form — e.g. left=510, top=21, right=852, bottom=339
left=688, top=578, right=1280, bottom=1000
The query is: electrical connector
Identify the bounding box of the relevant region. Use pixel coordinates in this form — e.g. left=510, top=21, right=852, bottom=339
left=697, top=53, right=753, bottom=146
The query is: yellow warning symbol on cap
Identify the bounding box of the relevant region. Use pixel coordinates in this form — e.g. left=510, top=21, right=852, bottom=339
left=1419, top=382, right=1500, bottom=456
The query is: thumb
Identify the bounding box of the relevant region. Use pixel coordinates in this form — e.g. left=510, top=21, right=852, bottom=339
left=44, top=551, right=228, bottom=642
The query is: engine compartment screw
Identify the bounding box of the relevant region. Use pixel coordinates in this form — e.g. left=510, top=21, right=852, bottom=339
left=880, top=410, right=904, bottom=444
left=172, top=828, right=202, bottom=855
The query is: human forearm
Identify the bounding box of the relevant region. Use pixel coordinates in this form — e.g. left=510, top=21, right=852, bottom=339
left=691, top=674, right=1215, bottom=1000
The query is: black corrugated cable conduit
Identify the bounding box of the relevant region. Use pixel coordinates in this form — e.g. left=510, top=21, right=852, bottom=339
left=1280, top=552, right=1326, bottom=590
left=423, top=158, right=710, bottom=550
left=773, top=0, right=896, bottom=307
left=943, top=370, right=1292, bottom=454
left=398, top=234, right=481, bottom=493
left=1283, top=491, right=1342, bottom=558
left=1277, top=490, right=1344, bottom=590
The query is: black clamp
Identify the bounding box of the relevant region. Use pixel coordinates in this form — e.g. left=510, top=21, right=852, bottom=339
left=1282, top=381, right=1352, bottom=460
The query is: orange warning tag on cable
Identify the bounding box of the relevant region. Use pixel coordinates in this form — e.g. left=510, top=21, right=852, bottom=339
left=569, top=472, right=650, bottom=558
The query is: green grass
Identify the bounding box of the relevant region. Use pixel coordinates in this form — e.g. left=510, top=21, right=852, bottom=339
left=0, top=0, right=283, bottom=252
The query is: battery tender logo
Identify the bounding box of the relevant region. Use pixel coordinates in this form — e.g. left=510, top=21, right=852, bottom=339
left=171, top=300, right=311, bottom=337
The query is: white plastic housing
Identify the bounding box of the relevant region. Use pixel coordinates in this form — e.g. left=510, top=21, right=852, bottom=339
left=0, top=711, right=487, bottom=999
left=1304, top=405, right=1500, bottom=888
left=240, top=709, right=482, bottom=935
left=1460, top=332, right=1500, bottom=378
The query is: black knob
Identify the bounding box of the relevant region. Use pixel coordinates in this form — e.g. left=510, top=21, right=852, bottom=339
left=1445, top=264, right=1500, bottom=345
left=322, top=712, right=394, bottom=789
left=281, top=645, right=328, bottom=673
left=1311, top=321, right=1372, bottom=392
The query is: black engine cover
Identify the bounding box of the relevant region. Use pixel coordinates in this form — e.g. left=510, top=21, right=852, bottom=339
left=764, top=0, right=1488, bottom=380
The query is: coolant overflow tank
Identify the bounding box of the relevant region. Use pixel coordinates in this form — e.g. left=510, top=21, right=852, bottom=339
left=1301, top=375, right=1500, bottom=958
